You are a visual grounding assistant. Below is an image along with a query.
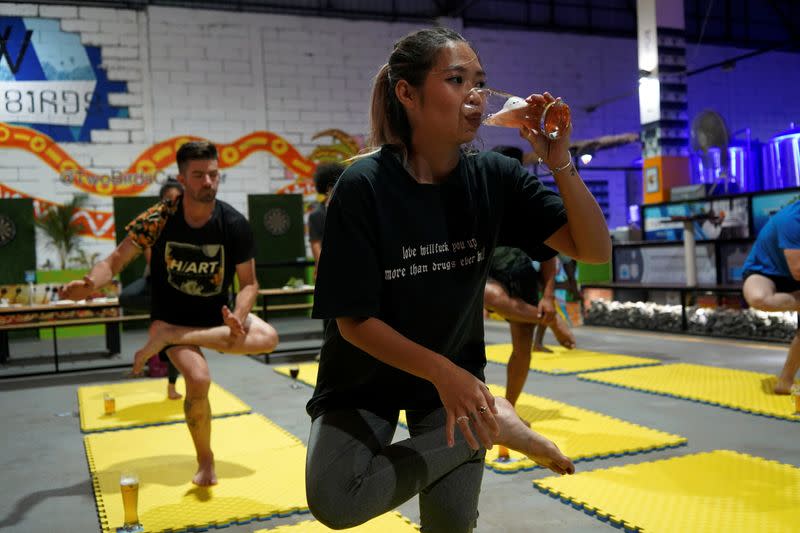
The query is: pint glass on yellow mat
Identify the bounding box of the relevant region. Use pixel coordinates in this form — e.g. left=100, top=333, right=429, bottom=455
left=104, top=393, right=116, bottom=415
left=119, top=472, right=143, bottom=532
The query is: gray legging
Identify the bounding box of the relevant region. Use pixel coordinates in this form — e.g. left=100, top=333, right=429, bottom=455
left=306, top=406, right=485, bottom=532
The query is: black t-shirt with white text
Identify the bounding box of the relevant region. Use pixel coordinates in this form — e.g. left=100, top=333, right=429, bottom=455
left=307, top=146, right=567, bottom=419
left=126, top=197, right=255, bottom=328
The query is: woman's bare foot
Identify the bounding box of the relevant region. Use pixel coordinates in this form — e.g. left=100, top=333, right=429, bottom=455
left=550, top=315, right=576, bottom=350
left=193, top=457, right=218, bottom=486
left=494, top=397, right=574, bottom=475
left=167, top=383, right=183, bottom=400
left=774, top=377, right=794, bottom=395
left=132, top=321, right=171, bottom=374
left=533, top=344, right=553, bottom=353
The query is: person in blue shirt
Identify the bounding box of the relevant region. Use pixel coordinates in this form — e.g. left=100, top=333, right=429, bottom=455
left=742, top=199, right=800, bottom=394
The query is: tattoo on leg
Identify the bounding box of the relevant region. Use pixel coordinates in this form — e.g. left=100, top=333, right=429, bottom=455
left=184, top=398, right=198, bottom=429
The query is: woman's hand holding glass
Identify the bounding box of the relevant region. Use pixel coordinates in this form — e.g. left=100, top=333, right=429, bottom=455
left=433, top=363, right=499, bottom=450
left=519, top=92, right=573, bottom=170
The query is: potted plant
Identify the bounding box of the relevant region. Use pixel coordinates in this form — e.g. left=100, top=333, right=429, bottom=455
left=35, top=194, right=87, bottom=270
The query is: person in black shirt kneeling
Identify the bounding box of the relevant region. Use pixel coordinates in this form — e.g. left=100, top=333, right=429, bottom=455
left=60, top=141, right=278, bottom=486
left=305, top=27, right=610, bottom=531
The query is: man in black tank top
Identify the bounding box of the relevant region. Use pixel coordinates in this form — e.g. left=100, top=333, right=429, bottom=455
left=60, top=142, right=278, bottom=486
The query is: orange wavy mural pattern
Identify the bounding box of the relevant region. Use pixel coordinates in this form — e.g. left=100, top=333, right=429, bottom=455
left=0, top=122, right=320, bottom=196
left=0, top=124, right=363, bottom=239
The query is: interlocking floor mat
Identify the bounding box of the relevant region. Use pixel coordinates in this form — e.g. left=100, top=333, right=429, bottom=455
left=482, top=385, right=686, bottom=474
left=578, top=363, right=800, bottom=422
left=256, top=512, right=419, bottom=532
left=272, top=366, right=685, bottom=474
left=85, top=413, right=308, bottom=532
left=533, top=450, right=800, bottom=533
left=78, top=378, right=251, bottom=432
left=274, top=362, right=319, bottom=388
left=485, top=344, right=661, bottom=375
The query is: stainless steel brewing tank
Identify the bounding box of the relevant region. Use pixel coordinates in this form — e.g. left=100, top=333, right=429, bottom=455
left=762, top=128, right=800, bottom=190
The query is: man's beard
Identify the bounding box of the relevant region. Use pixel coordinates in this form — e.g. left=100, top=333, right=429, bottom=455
left=194, top=189, right=216, bottom=203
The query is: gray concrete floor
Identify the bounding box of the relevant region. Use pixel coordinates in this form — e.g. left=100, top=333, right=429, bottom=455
left=0, top=320, right=797, bottom=533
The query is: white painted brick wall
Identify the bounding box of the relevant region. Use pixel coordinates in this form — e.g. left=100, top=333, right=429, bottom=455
left=90, top=130, right=130, bottom=143
left=80, top=32, right=121, bottom=46
left=60, top=19, right=100, bottom=34
left=100, top=21, right=139, bottom=35
left=0, top=3, right=37, bottom=16
left=39, top=5, right=77, bottom=18
left=109, top=118, right=144, bottom=131
left=78, top=7, right=123, bottom=21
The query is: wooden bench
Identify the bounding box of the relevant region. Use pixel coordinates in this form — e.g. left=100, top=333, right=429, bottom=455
left=257, top=286, right=321, bottom=359
left=257, top=287, right=315, bottom=321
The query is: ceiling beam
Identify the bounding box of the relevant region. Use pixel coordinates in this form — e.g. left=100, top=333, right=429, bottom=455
left=450, top=0, right=481, bottom=17
left=764, top=0, right=800, bottom=43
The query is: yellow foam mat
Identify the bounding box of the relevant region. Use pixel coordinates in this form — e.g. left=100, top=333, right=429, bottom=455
left=256, top=512, right=419, bottom=532
left=469, top=385, right=685, bottom=473
left=485, top=343, right=661, bottom=375
left=578, top=363, right=800, bottom=422
left=85, top=413, right=307, bottom=532
left=274, top=362, right=319, bottom=388
left=534, top=450, right=800, bottom=533
left=273, top=365, right=685, bottom=473
left=78, top=378, right=252, bottom=432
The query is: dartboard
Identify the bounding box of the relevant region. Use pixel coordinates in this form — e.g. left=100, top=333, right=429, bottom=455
left=263, top=208, right=291, bottom=236
left=0, top=215, right=16, bottom=247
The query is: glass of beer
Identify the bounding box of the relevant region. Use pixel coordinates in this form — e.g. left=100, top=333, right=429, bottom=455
left=104, top=393, right=116, bottom=415
left=117, top=472, right=143, bottom=532
left=289, top=367, right=301, bottom=389
left=465, top=88, right=571, bottom=140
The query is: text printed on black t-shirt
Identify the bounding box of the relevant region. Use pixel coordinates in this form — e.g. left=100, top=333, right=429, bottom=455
left=387, top=238, right=485, bottom=280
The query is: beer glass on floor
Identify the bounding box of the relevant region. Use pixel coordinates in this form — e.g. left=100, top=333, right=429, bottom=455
left=289, top=366, right=301, bottom=389
left=117, top=472, right=143, bottom=533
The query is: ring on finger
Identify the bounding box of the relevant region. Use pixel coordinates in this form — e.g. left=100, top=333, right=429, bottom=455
left=478, top=405, right=487, bottom=414
left=456, top=415, right=469, bottom=424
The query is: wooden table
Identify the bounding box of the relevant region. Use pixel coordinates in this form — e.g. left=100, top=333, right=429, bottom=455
left=257, top=286, right=315, bottom=321
left=0, top=300, right=147, bottom=375
left=257, top=286, right=320, bottom=359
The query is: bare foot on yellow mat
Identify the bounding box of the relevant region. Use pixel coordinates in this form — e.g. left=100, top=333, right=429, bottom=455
left=550, top=315, right=576, bottom=350
left=774, top=377, right=794, bottom=395
left=132, top=321, right=169, bottom=375
left=193, top=458, right=218, bottom=486
left=533, top=344, right=553, bottom=353
left=494, top=397, right=574, bottom=475
left=167, top=383, right=182, bottom=400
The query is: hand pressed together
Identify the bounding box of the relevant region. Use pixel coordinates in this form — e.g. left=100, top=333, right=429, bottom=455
left=222, top=306, right=246, bottom=338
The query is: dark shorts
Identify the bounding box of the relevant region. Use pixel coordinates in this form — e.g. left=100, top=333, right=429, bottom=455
left=488, top=265, right=540, bottom=307
left=743, top=270, right=800, bottom=294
